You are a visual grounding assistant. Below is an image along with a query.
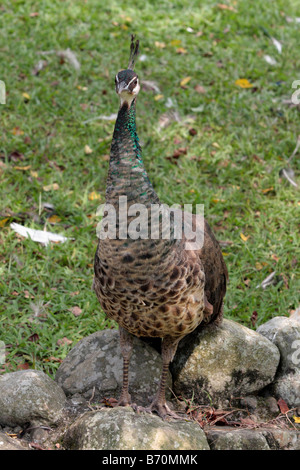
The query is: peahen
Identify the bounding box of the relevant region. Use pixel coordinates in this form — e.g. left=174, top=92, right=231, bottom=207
left=93, top=36, right=228, bottom=419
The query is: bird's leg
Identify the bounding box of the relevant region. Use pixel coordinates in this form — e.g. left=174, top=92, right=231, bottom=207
left=118, top=326, right=134, bottom=407
left=134, top=336, right=182, bottom=420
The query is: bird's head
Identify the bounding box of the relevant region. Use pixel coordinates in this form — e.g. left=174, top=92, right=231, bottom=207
left=115, top=35, right=140, bottom=107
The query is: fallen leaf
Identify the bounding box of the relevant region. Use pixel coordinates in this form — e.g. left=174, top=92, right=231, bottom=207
left=70, top=291, right=80, bottom=297
left=12, top=127, right=24, bottom=136
left=293, top=416, right=300, bottom=423
left=17, top=363, right=30, bottom=370
left=217, top=3, right=237, bottom=12
left=235, top=78, right=254, bottom=89
left=176, top=47, right=188, bottom=54
left=194, top=84, right=206, bottom=94
left=262, top=187, right=274, bottom=194
left=84, top=145, right=93, bottom=154
left=154, top=41, right=166, bottom=49
left=43, top=183, right=59, bottom=191
left=47, top=215, right=62, bottom=224
left=30, top=170, right=38, bottom=178
left=28, top=333, right=39, bottom=342
left=212, top=142, right=220, bottom=149
left=251, top=311, right=258, bottom=326
left=170, top=39, right=182, bottom=46
left=0, top=218, right=9, bottom=227
left=29, top=12, right=39, bottom=17
left=57, top=337, right=73, bottom=346
left=180, top=76, right=192, bottom=87
left=47, top=356, right=63, bottom=363
left=154, top=94, right=164, bottom=101
left=14, top=165, right=31, bottom=171
left=277, top=398, right=289, bottom=414
left=70, top=306, right=82, bottom=317
left=240, top=233, right=250, bottom=242
left=88, top=191, right=101, bottom=201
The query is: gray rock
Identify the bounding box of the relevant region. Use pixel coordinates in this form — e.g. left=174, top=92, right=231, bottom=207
left=257, top=316, right=300, bottom=406
left=171, top=319, right=280, bottom=405
left=257, top=316, right=300, bottom=375
left=205, top=427, right=270, bottom=450
left=272, top=373, right=300, bottom=407
left=55, top=329, right=171, bottom=404
left=263, top=428, right=300, bottom=450
left=64, top=407, right=210, bottom=450
left=0, top=431, right=29, bottom=450
left=0, top=370, right=66, bottom=427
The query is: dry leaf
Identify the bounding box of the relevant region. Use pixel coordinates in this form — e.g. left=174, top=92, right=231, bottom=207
left=84, top=145, right=93, bottom=154
left=88, top=191, right=101, bottom=201
left=262, top=187, right=274, bottom=193
left=235, top=78, right=254, bottom=88
left=293, top=416, right=300, bottom=423
left=57, top=337, right=72, bottom=346
left=22, top=92, right=30, bottom=100
left=170, top=39, right=182, bottom=46
left=180, top=76, right=192, bottom=87
left=217, top=3, right=237, bottom=11
left=194, top=84, right=206, bottom=94
left=277, top=398, right=289, bottom=414
left=154, top=94, right=164, bottom=101
left=154, top=41, right=166, bottom=49
left=251, top=311, right=258, bottom=327
left=0, top=218, right=9, bottom=228
left=14, top=165, right=31, bottom=171
left=240, top=233, right=250, bottom=242
left=30, top=170, right=38, bottom=178
left=43, top=183, right=59, bottom=191
left=12, top=127, right=24, bottom=136
left=48, top=215, right=62, bottom=224
left=70, top=306, right=82, bottom=317
left=176, top=47, right=188, bottom=54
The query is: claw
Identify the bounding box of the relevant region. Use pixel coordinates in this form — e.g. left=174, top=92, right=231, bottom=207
left=132, top=401, right=183, bottom=421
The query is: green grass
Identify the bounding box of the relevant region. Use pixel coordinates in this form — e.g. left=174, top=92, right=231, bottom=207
left=0, top=0, right=299, bottom=376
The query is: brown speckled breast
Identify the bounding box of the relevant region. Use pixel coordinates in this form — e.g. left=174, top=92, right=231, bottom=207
left=94, top=227, right=206, bottom=340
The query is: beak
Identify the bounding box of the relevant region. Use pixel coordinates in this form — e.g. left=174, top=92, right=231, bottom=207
left=116, top=81, right=132, bottom=94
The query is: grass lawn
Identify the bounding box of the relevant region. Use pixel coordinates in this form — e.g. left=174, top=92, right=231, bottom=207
left=0, top=0, right=299, bottom=376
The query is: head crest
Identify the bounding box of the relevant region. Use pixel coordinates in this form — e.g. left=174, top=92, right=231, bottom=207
left=128, top=35, right=139, bottom=70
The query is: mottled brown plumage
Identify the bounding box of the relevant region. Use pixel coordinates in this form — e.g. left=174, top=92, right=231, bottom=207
left=93, top=37, right=228, bottom=419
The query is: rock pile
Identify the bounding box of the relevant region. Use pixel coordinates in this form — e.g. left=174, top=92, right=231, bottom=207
left=0, top=316, right=299, bottom=450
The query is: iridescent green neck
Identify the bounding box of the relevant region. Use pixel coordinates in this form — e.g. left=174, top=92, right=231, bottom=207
left=106, top=100, right=159, bottom=206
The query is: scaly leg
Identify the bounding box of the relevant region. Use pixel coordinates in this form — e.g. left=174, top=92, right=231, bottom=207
left=134, top=336, right=182, bottom=420
left=118, top=326, right=134, bottom=406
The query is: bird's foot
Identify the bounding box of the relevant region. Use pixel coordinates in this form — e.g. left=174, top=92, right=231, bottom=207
left=132, top=400, right=183, bottom=421
left=117, top=391, right=131, bottom=407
